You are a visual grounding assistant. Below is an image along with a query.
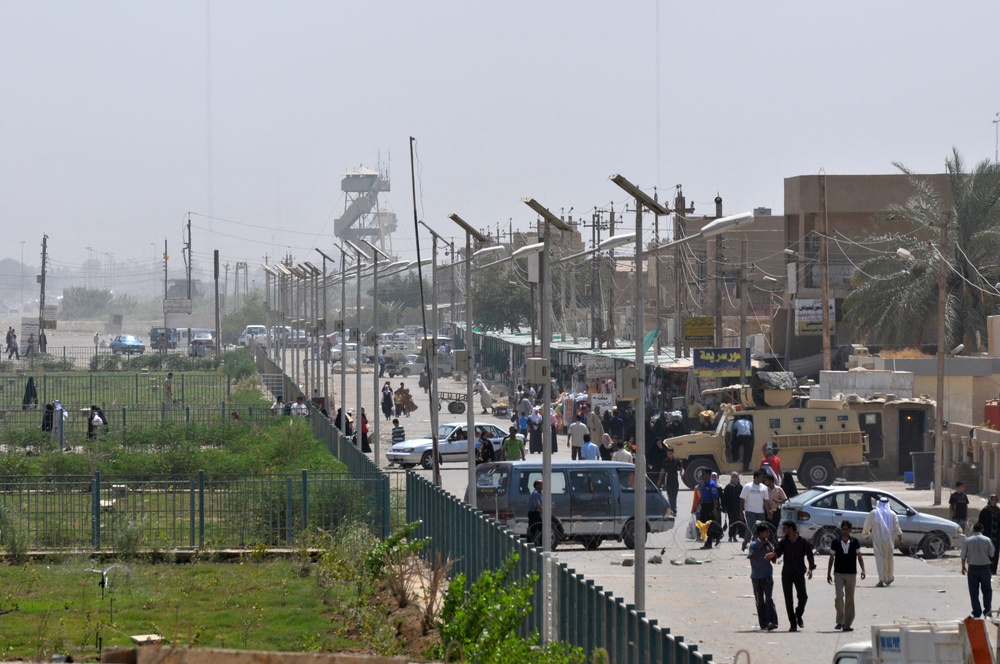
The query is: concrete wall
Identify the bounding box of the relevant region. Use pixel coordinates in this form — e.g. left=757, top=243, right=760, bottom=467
left=873, top=356, right=1000, bottom=426
left=811, top=370, right=914, bottom=400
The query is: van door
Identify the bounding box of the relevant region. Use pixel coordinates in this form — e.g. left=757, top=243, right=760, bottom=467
left=569, top=468, right=615, bottom=536
left=516, top=469, right=570, bottom=530
left=615, top=468, right=636, bottom=530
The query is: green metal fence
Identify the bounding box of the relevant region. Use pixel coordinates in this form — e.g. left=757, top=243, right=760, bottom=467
left=0, top=470, right=387, bottom=551
left=0, top=371, right=232, bottom=407
left=405, top=471, right=712, bottom=664
left=0, top=346, right=226, bottom=372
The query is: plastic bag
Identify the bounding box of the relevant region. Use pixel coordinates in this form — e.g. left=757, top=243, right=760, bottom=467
left=685, top=514, right=698, bottom=541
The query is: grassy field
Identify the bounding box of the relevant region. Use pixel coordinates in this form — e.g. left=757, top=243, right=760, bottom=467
left=0, top=558, right=386, bottom=661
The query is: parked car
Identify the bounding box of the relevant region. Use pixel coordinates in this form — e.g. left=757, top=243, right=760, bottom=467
left=109, top=334, right=145, bottom=355
left=238, top=325, right=268, bottom=348
left=472, top=461, right=674, bottom=550
left=780, top=485, right=963, bottom=559
left=386, top=422, right=517, bottom=469
left=189, top=331, right=214, bottom=356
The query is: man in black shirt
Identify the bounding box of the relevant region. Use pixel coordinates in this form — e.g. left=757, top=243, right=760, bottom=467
left=662, top=445, right=685, bottom=516
left=766, top=520, right=816, bottom=632
left=826, top=520, right=866, bottom=632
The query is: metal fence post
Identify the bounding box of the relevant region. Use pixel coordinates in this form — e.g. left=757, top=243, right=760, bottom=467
left=181, top=373, right=186, bottom=404
left=301, top=469, right=308, bottom=533
left=189, top=478, right=196, bottom=547
left=227, top=373, right=231, bottom=397
left=186, top=406, right=191, bottom=424
left=198, top=470, right=205, bottom=548
left=382, top=474, right=391, bottom=538
left=161, top=401, right=166, bottom=425
left=91, top=471, right=101, bottom=550
left=285, top=477, right=293, bottom=544
left=134, top=372, right=139, bottom=403
left=89, top=373, right=94, bottom=404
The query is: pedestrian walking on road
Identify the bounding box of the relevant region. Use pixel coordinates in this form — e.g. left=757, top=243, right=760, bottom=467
left=962, top=522, right=996, bottom=618
left=766, top=520, right=816, bottom=632
left=748, top=523, right=778, bottom=631
left=501, top=426, right=524, bottom=462
left=722, top=471, right=743, bottom=542
left=381, top=382, right=394, bottom=421
left=527, top=480, right=544, bottom=547
left=950, top=481, right=970, bottom=531
left=740, top=470, right=769, bottom=551
left=976, top=494, right=1000, bottom=574
left=827, top=520, right=865, bottom=632
left=861, top=496, right=903, bottom=587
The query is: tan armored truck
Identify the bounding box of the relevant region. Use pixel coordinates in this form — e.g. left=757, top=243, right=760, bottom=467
left=668, top=372, right=869, bottom=488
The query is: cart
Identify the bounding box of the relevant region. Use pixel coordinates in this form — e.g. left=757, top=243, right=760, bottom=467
left=437, top=391, right=468, bottom=414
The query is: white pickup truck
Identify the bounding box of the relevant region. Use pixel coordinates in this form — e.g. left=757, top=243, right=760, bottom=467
left=834, top=619, right=998, bottom=664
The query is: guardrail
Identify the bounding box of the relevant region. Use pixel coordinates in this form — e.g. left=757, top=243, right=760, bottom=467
left=0, top=471, right=387, bottom=551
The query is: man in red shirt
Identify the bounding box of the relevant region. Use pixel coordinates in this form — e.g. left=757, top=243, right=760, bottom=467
left=760, top=443, right=782, bottom=483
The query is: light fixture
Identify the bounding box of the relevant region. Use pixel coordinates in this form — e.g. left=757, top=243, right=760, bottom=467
left=598, top=232, right=638, bottom=251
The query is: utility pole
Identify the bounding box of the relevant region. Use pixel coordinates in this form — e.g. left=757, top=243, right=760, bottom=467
left=163, top=239, right=169, bottom=352
left=214, top=250, right=221, bottom=354
left=819, top=172, right=832, bottom=372
left=739, top=237, right=749, bottom=387
left=606, top=205, right=615, bottom=347
left=38, top=235, right=48, bottom=339
left=672, top=187, right=695, bottom=358
left=223, top=263, right=230, bottom=314
left=714, top=196, right=725, bottom=347
left=185, top=215, right=193, bottom=351
left=933, top=214, right=950, bottom=505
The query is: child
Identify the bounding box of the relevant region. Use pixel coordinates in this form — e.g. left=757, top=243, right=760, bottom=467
left=391, top=418, right=406, bottom=445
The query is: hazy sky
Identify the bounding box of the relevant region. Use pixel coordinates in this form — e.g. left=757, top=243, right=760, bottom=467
left=3, top=2, right=999, bottom=291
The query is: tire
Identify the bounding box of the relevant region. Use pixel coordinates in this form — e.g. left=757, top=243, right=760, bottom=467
left=799, top=457, right=836, bottom=488
left=920, top=532, right=949, bottom=559
left=529, top=520, right=561, bottom=551
left=420, top=451, right=434, bottom=470
left=400, top=368, right=411, bottom=377
left=582, top=536, right=602, bottom=551
left=812, top=526, right=838, bottom=554
left=683, top=459, right=719, bottom=490
left=622, top=519, right=647, bottom=550
left=449, top=401, right=466, bottom=415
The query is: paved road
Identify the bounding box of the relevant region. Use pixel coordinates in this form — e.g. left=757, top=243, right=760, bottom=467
left=282, top=357, right=984, bottom=663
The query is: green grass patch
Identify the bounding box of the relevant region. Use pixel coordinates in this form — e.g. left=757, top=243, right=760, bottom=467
left=0, top=559, right=359, bottom=660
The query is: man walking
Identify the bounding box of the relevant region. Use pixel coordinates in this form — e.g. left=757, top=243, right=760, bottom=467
left=827, top=520, right=865, bottom=631
left=587, top=406, right=605, bottom=448
left=763, top=473, right=787, bottom=531
left=950, top=481, right=970, bottom=531
left=962, top=522, right=996, bottom=619
left=580, top=433, right=600, bottom=461
left=740, top=470, right=769, bottom=551
left=501, top=425, right=525, bottom=461
left=748, top=523, right=778, bottom=631
left=766, top=521, right=816, bottom=632
left=527, top=480, right=544, bottom=547
left=662, top=446, right=684, bottom=516
left=721, top=471, right=743, bottom=542
left=733, top=415, right=754, bottom=471
left=862, top=496, right=904, bottom=587
left=567, top=414, right=588, bottom=461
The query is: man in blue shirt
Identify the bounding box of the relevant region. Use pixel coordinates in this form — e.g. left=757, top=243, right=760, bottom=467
left=733, top=415, right=754, bottom=472
left=580, top=434, right=600, bottom=461
left=747, top=523, right=778, bottom=631
left=527, top=480, right=544, bottom=546
left=695, top=470, right=721, bottom=549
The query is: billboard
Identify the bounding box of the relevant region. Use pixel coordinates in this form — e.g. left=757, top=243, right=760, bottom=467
left=684, top=317, right=714, bottom=348
left=584, top=355, right=616, bottom=379
left=693, top=347, right=749, bottom=378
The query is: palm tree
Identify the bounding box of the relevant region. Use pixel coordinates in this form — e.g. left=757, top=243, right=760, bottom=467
left=845, top=149, right=1000, bottom=352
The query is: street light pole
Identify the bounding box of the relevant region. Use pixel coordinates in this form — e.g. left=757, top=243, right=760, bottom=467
left=448, top=214, right=488, bottom=509
left=934, top=216, right=949, bottom=505
left=361, top=240, right=394, bottom=466
left=608, top=175, right=670, bottom=613
left=346, top=242, right=371, bottom=454
left=419, top=221, right=448, bottom=487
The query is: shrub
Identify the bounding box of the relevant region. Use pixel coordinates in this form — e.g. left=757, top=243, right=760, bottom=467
left=223, top=348, right=258, bottom=381
left=434, top=554, right=586, bottom=664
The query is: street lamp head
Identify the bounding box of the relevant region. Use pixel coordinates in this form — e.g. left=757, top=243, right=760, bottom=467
left=521, top=198, right=571, bottom=231
left=700, top=211, right=754, bottom=238
left=345, top=240, right=371, bottom=262
left=512, top=242, right=545, bottom=258
left=598, top=232, right=638, bottom=251
left=472, top=245, right=507, bottom=259
left=360, top=238, right=391, bottom=261
left=609, top=174, right=670, bottom=216
left=783, top=248, right=799, bottom=258
left=448, top=213, right=489, bottom=243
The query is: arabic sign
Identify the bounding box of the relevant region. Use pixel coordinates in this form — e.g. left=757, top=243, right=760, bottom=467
left=590, top=393, right=615, bottom=411
left=693, top=347, right=749, bottom=378
left=163, top=298, right=193, bottom=314
left=795, top=298, right=836, bottom=337
left=584, top=355, right=616, bottom=379
left=684, top=317, right=714, bottom=348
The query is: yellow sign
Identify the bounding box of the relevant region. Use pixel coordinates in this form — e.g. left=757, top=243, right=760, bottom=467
left=684, top=317, right=714, bottom=348
left=797, top=321, right=836, bottom=337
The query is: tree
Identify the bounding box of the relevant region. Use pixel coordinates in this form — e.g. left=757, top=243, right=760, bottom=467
left=845, top=150, right=1000, bottom=351
left=471, top=262, right=531, bottom=332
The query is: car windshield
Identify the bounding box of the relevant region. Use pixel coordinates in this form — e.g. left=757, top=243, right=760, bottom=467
left=121, top=335, right=138, bottom=342
left=786, top=488, right=827, bottom=507
left=436, top=424, right=458, bottom=439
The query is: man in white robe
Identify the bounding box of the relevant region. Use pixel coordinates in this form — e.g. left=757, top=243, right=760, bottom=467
left=474, top=376, right=492, bottom=414
left=862, top=496, right=904, bottom=587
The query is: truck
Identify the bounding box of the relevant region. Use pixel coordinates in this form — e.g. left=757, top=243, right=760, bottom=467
left=667, top=372, right=869, bottom=488
left=833, top=619, right=998, bottom=664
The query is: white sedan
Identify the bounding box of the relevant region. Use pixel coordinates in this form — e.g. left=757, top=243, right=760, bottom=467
left=386, top=422, right=521, bottom=469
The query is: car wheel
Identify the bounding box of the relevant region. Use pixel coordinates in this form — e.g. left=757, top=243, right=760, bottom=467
left=812, top=526, right=838, bottom=554
left=401, top=368, right=411, bottom=377
left=582, top=536, right=602, bottom=551
left=622, top=519, right=647, bottom=550
left=799, top=457, right=836, bottom=488
left=920, top=532, right=949, bottom=559
left=420, top=451, right=434, bottom=470
left=683, top=459, right=719, bottom=490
